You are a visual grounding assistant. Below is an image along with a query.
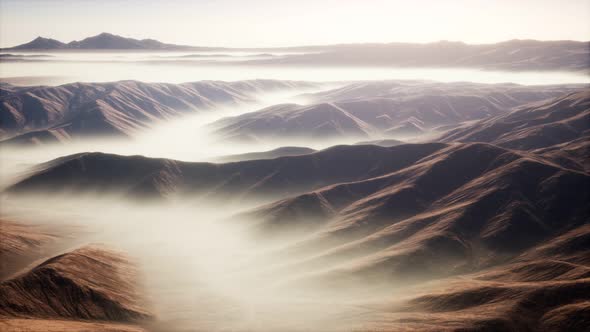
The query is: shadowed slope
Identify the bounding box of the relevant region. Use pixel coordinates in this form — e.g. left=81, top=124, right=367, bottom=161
left=6, top=143, right=447, bottom=201
left=369, top=225, right=590, bottom=331
left=246, top=143, right=589, bottom=291
left=440, top=89, right=590, bottom=150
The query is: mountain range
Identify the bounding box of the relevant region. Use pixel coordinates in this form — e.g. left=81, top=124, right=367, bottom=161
left=4, top=80, right=582, bottom=145
left=0, top=79, right=316, bottom=143
left=3, top=88, right=589, bottom=330
left=211, top=81, right=583, bottom=142
left=1, top=69, right=589, bottom=332
left=4, top=33, right=589, bottom=71
left=251, top=40, right=590, bottom=71
left=3, top=33, right=200, bottom=51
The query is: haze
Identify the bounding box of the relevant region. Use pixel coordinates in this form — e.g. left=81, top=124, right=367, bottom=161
left=2, top=0, right=589, bottom=48
left=1, top=1, right=590, bottom=332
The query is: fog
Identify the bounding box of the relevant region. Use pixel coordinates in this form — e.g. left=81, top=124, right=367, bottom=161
left=0, top=87, right=351, bottom=189
left=0, top=82, right=419, bottom=330
left=1, top=188, right=399, bottom=331
left=1, top=51, right=588, bottom=331
left=2, top=51, right=589, bottom=86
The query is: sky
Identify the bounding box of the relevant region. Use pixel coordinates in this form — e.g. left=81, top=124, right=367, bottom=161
left=1, top=0, right=589, bottom=48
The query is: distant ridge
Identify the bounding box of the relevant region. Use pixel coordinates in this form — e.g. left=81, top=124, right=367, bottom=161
left=4, top=32, right=216, bottom=51
left=4, top=34, right=589, bottom=71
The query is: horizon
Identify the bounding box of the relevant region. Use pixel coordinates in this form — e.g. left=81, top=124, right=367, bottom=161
left=1, top=0, right=589, bottom=48
left=6, top=31, right=590, bottom=50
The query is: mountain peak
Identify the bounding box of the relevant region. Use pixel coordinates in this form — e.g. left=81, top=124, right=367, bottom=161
left=5, top=33, right=190, bottom=50
left=8, top=36, right=66, bottom=50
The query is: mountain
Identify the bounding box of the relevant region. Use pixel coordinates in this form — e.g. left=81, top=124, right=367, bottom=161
left=211, top=102, right=375, bottom=142
left=251, top=39, right=590, bottom=71
left=6, top=143, right=447, bottom=201
left=66, top=32, right=188, bottom=50
left=440, top=89, right=590, bottom=150
left=4, top=93, right=590, bottom=330
left=0, top=245, right=152, bottom=324
left=242, top=142, right=588, bottom=251
left=371, top=224, right=590, bottom=331
left=0, top=79, right=316, bottom=142
left=7, top=37, right=67, bottom=50
left=5, top=36, right=589, bottom=71
left=5, top=33, right=198, bottom=51
left=211, top=81, right=583, bottom=141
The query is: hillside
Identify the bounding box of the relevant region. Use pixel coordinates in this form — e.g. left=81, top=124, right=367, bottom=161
left=211, top=82, right=582, bottom=141
left=6, top=143, right=447, bottom=201
left=0, top=79, right=316, bottom=142
left=440, top=89, right=590, bottom=150
left=0, top=245, right=152, bottom=323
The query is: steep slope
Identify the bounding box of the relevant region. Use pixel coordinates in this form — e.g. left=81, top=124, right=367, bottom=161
left=535, top=137, right=590, bottom=173
left=0, top=80, right=316, bottom=141
left=244, top=143, right=589, bottom=291
left=6, top=143, right=446, bottom=201
left=367, top=225, right=590, bottom=331
left=0, top=245, right=152, bottom=323
left=440, top=89, right=590, bottom=150
left=211, top=81, right=582, bottom=141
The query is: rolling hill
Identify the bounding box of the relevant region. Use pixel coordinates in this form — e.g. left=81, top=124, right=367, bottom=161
left=211, top=82, right=583, bottom=141
left=440, top=89, right=590, bottom=150
left=6, top=143, right=447, bottom=201
left=0, top=79, right=316, bottom=143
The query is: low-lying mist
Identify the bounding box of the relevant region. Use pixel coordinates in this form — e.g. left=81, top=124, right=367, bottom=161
left=0, top=85, right=413, bottom=330
left=0, top=191, right=402, bottom=332
left=1, top=85, right=416, bottom=190
left=0, top=89, right=313, bottom=185
left=3, top=53, right=589, bottom=86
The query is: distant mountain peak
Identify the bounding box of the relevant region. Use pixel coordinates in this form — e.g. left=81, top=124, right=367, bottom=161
left=4, top=33, right=192, bottom=50
left=8, top=36, right=66, bottom=50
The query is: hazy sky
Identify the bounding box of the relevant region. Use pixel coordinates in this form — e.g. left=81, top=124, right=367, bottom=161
left=1, top=0, right=589, bottom=48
